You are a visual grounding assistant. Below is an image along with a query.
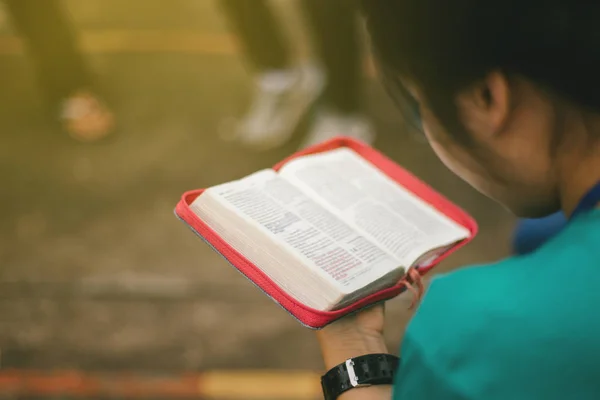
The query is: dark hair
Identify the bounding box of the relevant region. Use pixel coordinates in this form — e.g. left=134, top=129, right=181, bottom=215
left=362, top=0, right=600, bottom=137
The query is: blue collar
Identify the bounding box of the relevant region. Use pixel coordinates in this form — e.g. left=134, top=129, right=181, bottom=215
left=570, top=181, right=600, bottom=220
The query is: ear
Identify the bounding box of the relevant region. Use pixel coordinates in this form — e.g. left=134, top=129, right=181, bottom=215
left=455, top=71, right=510, bottom=140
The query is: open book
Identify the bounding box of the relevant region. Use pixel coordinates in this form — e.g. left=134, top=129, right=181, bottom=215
left=176, top=137, right=477, bottom=328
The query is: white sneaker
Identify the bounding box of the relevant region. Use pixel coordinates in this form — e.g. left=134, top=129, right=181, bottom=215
left=300, top=110, right=376, bottom=149
left=234, top=64, right=325, bottom=150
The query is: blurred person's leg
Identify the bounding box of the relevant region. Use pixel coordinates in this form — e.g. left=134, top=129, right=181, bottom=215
left=512, top=212, right=568, bottom=255
left=6, top=0, right=114, bottom=142
left=220, top=0, right=290, bottom=71
left=300, top=0, right=375, bottom=148
left=220, top=0, right=324, bottom=150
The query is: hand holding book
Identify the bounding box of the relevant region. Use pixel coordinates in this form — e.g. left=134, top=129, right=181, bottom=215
left=317, top=303, right=387, bottom=366
left=175, top=137, right=477, bottom=328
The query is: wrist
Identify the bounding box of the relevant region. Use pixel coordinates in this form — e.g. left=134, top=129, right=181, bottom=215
left=338, top=385, right=392, bottom=400
left=321, top=353, right=397, bottom=400
left=317, top=329, right=389, bottom=370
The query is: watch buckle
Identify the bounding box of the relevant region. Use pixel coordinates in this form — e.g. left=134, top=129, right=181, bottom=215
left=345, top=359, right=371, bottom=388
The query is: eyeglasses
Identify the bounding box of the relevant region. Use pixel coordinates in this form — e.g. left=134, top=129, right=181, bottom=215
left=379, top=65, right=424, bottom=136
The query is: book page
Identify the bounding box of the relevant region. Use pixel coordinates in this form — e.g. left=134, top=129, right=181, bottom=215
left=198, top=169, right=402, bottom=293
left=278, top=149, right=471, bottom=266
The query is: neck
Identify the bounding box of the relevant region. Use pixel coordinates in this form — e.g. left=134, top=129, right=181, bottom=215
left=559, top=161, right=600, bottom=217
left=557, top=120, right=600, bottom=216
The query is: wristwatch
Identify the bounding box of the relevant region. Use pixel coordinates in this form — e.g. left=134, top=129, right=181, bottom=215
left=320, top=353, right=399, bottom=400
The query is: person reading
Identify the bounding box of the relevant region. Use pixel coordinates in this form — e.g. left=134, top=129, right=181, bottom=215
left=308, top=0, right=600, bottom=399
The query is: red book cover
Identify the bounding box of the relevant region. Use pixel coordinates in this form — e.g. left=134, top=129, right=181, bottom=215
left=175, top=137, right=478, bottom=329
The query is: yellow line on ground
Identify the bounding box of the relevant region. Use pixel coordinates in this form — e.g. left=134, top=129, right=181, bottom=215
left=201, top=370, right=322, bottom=399
left=0, top=30, right=238, bottom=55
left=0, top=29, right=377, bottom=77
left=0, top=369, right=323, bottom=399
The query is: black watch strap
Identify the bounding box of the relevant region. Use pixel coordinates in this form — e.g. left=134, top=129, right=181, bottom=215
left=321, top=353, right=399, bottom=400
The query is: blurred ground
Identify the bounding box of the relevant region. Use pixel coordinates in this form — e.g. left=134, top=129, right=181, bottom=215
left=0, top=0, right=515, bottom=374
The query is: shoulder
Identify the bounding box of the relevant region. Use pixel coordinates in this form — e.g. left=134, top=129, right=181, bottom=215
left=394, top=227, right=600, bottom=399
left=393, top=213, right=600, bottom=398
left=409, top=233, right=600, bottom=353
left=415, top=209, right=600, bottom=335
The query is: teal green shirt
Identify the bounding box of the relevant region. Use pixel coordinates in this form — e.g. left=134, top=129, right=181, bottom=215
left=394, top=209, right=600, bottom=399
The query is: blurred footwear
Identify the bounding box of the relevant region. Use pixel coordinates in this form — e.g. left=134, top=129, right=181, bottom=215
left=235, top=64, right=325, bottom=150
left=60, top=90, right=115, bottom=143
left=300, top=109, right=376, bottom=149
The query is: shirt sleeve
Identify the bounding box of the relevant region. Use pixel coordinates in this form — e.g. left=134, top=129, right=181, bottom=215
left=391, top=265, right=511, bottom=400
left=392, top=333, right=469, bottom=400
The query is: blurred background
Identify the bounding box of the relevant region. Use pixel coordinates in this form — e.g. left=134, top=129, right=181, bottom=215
left=0, top=0, right=515, bottom=399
